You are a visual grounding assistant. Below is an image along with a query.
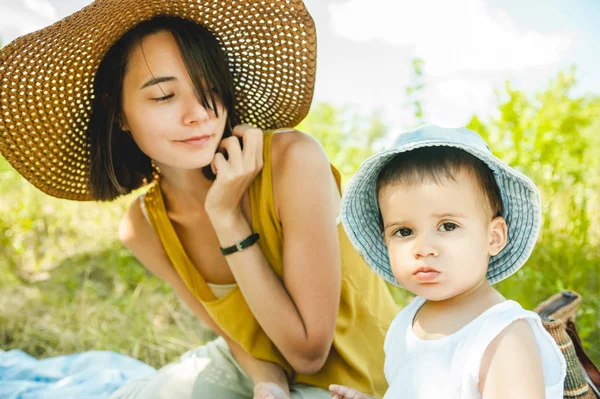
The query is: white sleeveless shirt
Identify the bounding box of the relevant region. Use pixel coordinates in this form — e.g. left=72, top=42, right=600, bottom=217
left=383, top=296, right=566, bottom=399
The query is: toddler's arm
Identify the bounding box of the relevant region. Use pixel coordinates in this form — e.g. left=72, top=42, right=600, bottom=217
left=479, top=319, right=545, bottom=399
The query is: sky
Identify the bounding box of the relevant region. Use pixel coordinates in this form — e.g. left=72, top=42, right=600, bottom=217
left=1, top=0, right=599, bottom=132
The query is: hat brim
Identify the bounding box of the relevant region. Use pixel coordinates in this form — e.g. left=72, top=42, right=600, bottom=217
left=0, top=0, right=316, bottom=200
left=341, top=139, right=542, bottom=286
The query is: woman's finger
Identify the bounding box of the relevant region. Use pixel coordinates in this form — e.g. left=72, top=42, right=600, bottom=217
left=328, top=384, right=366, bottom=399
left=218, top=136, right=243, bottom=168
left=248, top=127, right=264, bottom=168
left=329, top=384, right=344, bottom=394
left=233, top=124, right=263, bottom=168
left=211, top=152, right=229, bottom=177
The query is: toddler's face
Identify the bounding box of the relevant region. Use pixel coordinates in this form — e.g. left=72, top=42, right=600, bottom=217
left=378, top=170, right=507, bottom=301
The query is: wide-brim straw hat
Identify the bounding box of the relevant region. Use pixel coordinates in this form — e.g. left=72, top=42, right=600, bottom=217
left=0, top=0, right=316, bottom=200
left=340, top=124, right=542, bottom=286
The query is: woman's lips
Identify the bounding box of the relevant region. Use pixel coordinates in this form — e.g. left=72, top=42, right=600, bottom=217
left=413, top=267, right=440, bottom=282
left=175, top=134, right=212, bottom=146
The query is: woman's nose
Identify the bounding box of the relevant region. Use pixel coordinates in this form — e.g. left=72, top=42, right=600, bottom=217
left=181, top=95, right=210, bottom=125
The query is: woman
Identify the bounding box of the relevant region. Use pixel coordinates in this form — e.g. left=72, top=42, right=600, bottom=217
left=0, top=1, right=398, bottom=398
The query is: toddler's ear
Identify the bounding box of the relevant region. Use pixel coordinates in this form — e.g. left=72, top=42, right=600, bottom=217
left=488, top=216, right=508, bottom=256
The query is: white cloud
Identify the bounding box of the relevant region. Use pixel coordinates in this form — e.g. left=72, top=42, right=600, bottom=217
left=0, top=0, right=57, bottom=43
left=379, top=76, right=495, bottom=137
left=426, top=77, right=496, bottom=125
left=329, top=0, right=571, bottom=76
left=24, top=0, right=57, bottom=19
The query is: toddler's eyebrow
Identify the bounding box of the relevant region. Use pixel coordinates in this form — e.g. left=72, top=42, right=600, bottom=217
left=433, top=212, right=465, bottom=218
left=383, top=220, right=407, bottom=230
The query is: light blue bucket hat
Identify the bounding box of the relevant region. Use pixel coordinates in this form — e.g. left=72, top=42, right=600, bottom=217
left=340, top=124, right=542, bottom=286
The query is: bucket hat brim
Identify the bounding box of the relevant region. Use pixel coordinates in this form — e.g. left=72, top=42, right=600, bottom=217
left=0, top=0, right=316, bottom=200
left=340, top=124, right=542, bottom=286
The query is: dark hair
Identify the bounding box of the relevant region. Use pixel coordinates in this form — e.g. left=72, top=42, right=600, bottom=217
left=376, top=147, right=504, bottom=223
left=87, top=16, right=237, bottom=201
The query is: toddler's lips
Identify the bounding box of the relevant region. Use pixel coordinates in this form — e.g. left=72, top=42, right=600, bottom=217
left=413, top=267, right=440, bottom=282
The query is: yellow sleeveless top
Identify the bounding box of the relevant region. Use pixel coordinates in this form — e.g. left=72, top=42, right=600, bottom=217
left=142, top=131, right=398, bottom=397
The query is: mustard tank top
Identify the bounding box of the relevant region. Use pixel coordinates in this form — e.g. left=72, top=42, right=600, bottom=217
left=141, top=131, right=398, bottom=397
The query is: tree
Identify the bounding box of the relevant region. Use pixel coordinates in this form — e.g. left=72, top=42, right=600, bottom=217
left=467, top=67, right=599, bottom=242
left=405, top=58, right=426, bottom=125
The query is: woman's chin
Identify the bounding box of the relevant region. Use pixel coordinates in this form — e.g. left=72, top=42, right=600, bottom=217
left=154, top=157, right=213, bottom=172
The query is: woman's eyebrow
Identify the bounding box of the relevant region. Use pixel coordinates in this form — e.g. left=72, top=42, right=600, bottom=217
left=140, top=76, right=176, bottom=90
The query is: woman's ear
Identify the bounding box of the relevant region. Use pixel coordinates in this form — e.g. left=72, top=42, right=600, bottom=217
left=118, top=113, right=130, bottom=132
left=103, top=93, right=130, bottom=132
left=488, top=216, right=508, bottom=256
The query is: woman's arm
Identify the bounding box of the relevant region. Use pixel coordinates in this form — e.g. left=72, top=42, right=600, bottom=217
left=207, top=128, right=342, bottom=374
left=118, top=199, right=290, bottom=392
left=479, top=319, right=546, bottom=399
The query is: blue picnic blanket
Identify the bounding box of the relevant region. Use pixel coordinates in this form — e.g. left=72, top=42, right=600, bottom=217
left=0, top=349, right=155, bottom=398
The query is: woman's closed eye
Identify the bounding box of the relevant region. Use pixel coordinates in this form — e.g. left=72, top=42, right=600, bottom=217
left=439, top=222, right=458, bottom=232
left=151, top=93, right=174, bottom=102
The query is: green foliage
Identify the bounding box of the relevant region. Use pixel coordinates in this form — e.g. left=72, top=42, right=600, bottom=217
left=405, top=58, right=426, bottom=124
left=297, top=102, right=387, bottom=182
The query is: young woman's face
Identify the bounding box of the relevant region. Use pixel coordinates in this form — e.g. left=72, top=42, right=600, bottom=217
left=378, top=170, right=507, bottom=302
left=120, top=30, right=228, bottom=170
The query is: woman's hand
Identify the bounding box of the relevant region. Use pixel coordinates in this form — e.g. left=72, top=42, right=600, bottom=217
left=246, top=358, right=290, bottom=399
left=253, top=382, right=290, bottom=399
left=329, top=384, right=377, bottom=399
left=205, top=124, right=264, bottom=224
left=228, top=341, right=290, bottom=399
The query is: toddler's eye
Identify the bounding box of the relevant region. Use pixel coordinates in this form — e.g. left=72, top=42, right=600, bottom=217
left=394, top=228, right=413, bottom=237
left=439, top=222, right=457, bottom=232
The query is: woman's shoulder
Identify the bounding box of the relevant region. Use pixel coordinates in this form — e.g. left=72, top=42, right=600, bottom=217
left=118, top=192, right=178, bottom=283
left=269, top=128, right=331, bottom=179
left=270, top=128, right=327, bottom=161
left=118, top=183, right=162, bottom=255
left=118, top=193, right=152, bottom=251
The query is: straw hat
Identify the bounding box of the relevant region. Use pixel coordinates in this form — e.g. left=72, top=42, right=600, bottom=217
left=0, top=0, right=317, bottom=200
left=340, top=125, right=542, bottom=286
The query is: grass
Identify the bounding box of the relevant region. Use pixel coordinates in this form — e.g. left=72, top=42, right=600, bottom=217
left=0, top=157, right=213, bottom=367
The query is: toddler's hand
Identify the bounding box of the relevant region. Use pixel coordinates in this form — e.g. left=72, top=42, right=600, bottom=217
left=329, top=384, right=377, bottom=399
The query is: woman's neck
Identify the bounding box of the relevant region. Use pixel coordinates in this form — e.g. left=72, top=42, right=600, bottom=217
left=157, top=164, right=213, bottom=216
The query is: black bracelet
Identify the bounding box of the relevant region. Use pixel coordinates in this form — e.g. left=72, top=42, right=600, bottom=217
left=220, top=233, right=260, bottom=256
